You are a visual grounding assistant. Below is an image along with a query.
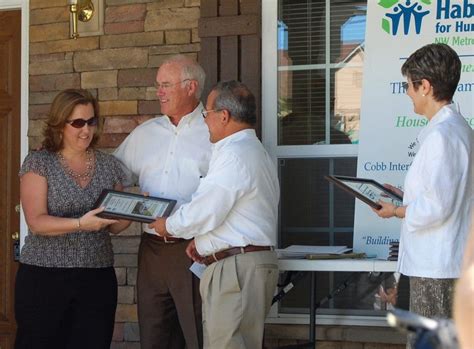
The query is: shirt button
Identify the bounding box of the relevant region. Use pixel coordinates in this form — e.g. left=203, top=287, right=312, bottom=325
left=164, top=171, right=168, bottom=174
left=170, top=152, right=173, bottom=155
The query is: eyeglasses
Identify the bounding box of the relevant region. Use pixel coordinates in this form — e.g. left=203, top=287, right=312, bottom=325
left=401, top=79, right=424, bottom=90
left=154, top=79, right=190, bottom=90
left=201, top=109, right=221, bottom=118
left=66, top=117, right=98, bottom=128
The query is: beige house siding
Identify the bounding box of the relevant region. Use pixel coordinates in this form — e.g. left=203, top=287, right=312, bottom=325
left=334, top=47, right=364, bottom=142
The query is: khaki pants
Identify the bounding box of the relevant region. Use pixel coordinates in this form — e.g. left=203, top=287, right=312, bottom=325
left=200, top=250, right=279, bottom=349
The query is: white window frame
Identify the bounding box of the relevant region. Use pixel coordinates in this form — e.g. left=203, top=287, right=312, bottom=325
left=262, top=0, right=389, bottom=327
left=262, top=0, right=358, bottom=159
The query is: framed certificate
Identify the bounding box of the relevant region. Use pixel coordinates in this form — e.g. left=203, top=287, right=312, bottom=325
left=325, top=175, right=403, bottom=210
left=93, top=189, right=177, bottom=223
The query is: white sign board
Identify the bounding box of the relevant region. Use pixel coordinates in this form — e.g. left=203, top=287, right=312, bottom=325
left=354, top=0, right=474, bottom=258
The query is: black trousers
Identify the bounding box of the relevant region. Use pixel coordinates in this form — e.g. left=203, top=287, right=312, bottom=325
left=14, top=263, right=117, bottom=349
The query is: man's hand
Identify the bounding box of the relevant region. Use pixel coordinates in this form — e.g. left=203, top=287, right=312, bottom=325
left=378, top=285, right=398, bottom=306
left=186, top=239, right=204, bottom=264
left=148, top=217, right=171, bottom=237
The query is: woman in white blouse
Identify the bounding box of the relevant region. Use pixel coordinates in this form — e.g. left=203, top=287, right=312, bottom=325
left=373, top=43, right=473, bottom=347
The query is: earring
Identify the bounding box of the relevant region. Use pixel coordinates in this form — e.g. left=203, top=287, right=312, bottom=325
left=422, top=94, right=425, bottom=97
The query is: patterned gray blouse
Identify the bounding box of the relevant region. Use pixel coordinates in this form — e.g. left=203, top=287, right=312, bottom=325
left=19, top=149, right=125, bottom=268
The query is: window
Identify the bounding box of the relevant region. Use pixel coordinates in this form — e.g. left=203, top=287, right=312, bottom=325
left=277, top=0, right=366, bottom=146
left=262, top=0, right=408, bottom=322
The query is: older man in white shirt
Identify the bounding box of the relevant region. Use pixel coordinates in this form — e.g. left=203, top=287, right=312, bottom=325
left=114, top=55, right=211, bottom=349
left=151, top=80, right=280, bottom=349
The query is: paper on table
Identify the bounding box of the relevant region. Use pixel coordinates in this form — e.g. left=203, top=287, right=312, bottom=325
left=276, top=245, right=352, bottom=259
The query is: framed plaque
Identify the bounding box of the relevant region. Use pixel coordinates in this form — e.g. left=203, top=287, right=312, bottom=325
left=93, top=189, right=177, bottom=223
left=325, top=175, right=403, bottom=210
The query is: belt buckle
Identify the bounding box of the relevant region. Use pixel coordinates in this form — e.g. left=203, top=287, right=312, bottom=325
left=163, top=236, right=176, bottom=244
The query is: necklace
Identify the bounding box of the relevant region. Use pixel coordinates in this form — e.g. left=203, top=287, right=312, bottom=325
left=57, top=149, right=94, bottom=181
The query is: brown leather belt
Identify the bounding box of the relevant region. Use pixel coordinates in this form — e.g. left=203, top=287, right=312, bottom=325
left=143, top=232, right=186, bottom=244
left=202, top=245, right=274, bottom=266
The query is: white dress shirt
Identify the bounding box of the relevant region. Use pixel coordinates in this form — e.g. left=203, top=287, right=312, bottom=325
left=398, top=104, right=473, bottom=278
left=166, top=129, right=280, bottom=256
left=114, top=104, right=212, bottom=235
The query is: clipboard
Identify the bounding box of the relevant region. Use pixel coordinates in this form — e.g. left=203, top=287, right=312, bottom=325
left=325, top=175, right=403, bottom=210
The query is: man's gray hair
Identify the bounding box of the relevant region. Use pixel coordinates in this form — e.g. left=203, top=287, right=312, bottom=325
left=161, top=55, right=206, bottom=99
left=212, top=80, right=256, bottom=125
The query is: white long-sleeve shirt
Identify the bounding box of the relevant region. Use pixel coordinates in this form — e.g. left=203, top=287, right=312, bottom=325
left=166, top=129, right=280, bottom=256
left=113, top=104, right=212, bottom=235
left=398, top=104, right=473, bottom=278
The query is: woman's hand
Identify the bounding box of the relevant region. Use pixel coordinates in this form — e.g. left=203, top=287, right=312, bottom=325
left=383, top=183, right=404, bottom=198
left=78, top=207, right=118, bottom=231
left=372, top=200, right=397, bottom=218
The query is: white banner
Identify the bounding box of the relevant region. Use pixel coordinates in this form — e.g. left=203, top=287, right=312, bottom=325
left=354, top=0, right=474, bottom=258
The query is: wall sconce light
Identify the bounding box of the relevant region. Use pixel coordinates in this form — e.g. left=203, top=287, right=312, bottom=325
left=68, top=0, right=95, bottom=39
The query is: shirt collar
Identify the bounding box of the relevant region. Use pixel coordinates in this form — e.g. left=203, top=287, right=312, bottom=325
left=214, top=128, right=256, bottom=151
left=161, top=102, right=204, bottom=129
left=418, top=103, right=457, bottom=144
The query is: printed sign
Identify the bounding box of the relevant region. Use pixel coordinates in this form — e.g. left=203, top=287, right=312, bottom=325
left=354, top=0, right=474, bottom=258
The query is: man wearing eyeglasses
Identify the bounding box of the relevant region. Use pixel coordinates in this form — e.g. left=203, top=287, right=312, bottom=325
left=114, top=55, right=211, bottom=349
left=150, top=80, right=280, bottom=349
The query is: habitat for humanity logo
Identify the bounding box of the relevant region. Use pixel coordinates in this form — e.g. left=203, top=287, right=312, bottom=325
left=379, top=0, right=432, bottom=35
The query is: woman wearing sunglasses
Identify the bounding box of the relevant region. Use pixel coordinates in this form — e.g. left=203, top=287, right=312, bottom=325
left=15, top=89, right=131, bottom=349
left=373, top=44, right=473, bottom=348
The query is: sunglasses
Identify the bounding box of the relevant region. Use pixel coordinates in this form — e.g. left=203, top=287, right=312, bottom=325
left=66, top=117, right=98, bottom=128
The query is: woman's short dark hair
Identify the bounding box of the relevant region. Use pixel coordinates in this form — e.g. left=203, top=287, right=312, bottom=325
left=212, top=80, right=256, bottom=125
left=401, top=43, right=461, bottom=102
left=42, top=89, right=101, bottom=152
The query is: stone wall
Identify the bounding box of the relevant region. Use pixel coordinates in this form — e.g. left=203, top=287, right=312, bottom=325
left=29, top=0, right=200, bottom=151
left=28, top=0, right=200, bottom=347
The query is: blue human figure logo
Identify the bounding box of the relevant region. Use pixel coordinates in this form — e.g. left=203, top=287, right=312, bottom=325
left=384, top=0, right=430, bottom=35
left=399, top=0, right=418, bottom=35
left=385, top=7, right=403, bottom=35
left=412, top=5, right=429, bottom=34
